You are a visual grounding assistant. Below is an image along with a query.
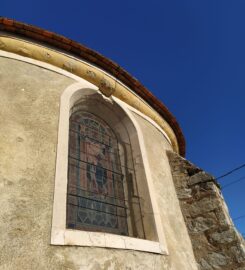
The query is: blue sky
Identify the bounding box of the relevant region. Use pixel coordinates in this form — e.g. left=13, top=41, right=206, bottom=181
left=2, top=0, right=245, bottom=236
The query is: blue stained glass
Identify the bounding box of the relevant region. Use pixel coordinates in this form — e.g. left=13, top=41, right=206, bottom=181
left=67, top=112, right=128, bottom=235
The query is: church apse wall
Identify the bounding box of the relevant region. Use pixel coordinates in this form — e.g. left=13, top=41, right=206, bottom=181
left=2, top=18, right=242, bottom=270
left=0, top=54, right=197, bottom=269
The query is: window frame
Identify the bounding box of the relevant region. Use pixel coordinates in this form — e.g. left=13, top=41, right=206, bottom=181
left=51, top=82, right=168, bottom=254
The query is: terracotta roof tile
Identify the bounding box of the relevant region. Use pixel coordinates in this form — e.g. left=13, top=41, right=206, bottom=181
left=23, top=24, right=43, bottom=34
left=13, top=21, right=24, bottom=29
left=3, top=18, right=14, bottom=26
left=42, top=30, right=54, bottom=38
left=70, top=40, right=81, bottom=49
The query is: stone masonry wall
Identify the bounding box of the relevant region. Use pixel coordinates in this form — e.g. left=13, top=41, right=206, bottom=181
left=167, top=151, right=245, bottom=270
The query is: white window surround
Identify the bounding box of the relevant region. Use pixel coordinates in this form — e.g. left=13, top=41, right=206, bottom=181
left=51, top=81, right=168, bottom=255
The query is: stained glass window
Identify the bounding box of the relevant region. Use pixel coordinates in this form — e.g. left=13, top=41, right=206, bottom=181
left=66, top=112, right=128, bottom=235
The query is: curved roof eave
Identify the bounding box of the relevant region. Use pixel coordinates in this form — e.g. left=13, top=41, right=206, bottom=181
left=0, top=17, right=186, bottom=156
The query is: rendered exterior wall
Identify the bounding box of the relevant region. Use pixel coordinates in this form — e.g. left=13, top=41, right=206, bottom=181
left=0, top=56, right=197, bottom=270
left=132, top=113, right=198, bottom=270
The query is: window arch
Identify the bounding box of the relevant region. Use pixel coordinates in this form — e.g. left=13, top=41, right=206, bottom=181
left=51, top=84, right=168, bottom=254
left=67, top=111, right=129, bottom=235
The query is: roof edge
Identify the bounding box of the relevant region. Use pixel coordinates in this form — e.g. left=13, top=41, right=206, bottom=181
left=0, top=17, right=186, bottom=156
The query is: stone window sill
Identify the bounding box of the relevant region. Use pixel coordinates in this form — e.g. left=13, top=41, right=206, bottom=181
left=51, top=229, right=166, bottom=254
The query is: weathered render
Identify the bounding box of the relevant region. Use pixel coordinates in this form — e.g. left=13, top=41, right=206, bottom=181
left=168, top=151, right=245, bottom=270
left=0, top=18, right=243, bottom=270
left=0, top=47, right=197, bottom=269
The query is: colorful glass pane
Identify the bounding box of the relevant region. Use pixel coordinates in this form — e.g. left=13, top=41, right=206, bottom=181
left=67, top=112, right=128, bottom=235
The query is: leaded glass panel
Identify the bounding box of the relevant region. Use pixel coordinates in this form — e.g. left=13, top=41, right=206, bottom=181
left=67, top=112, right=128, bottom=235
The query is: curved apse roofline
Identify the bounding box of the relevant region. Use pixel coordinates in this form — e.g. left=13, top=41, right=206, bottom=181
left=0, top=17, right=185, bottom=156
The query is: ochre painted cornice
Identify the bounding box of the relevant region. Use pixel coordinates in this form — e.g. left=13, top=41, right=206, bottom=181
left=0, top=17, right=185, bottom=156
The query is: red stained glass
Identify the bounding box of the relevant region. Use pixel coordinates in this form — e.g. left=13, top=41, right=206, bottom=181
left=67, top=112, right=128, bottom=235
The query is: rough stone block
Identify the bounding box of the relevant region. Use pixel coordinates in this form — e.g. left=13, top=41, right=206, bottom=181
left=190, top=234, right=215, bottom=260
left=189, top=197, right=221, bottom=216
left=187, top=216, right=217, bottom=233
left=210, top=229, right=237, bottom=244
left=231, top=244, right=245, bottom=263
left=215, top=208, right=232, bottom=227
left=204, top=252, right=228, bottom=269
left=188, top=172, right=215, bottom=186
left=199, top=258, right=212, bottom=270
left=176, top=188, right=192, bottom=199
left=236, top=266, right=245, bottom=270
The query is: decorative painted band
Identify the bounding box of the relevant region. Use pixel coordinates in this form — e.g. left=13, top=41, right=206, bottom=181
left=0, top=17, right=185, bottom=156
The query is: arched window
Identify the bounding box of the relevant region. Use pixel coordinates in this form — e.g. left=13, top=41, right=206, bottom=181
left=51, top=84, right=167, bottom=254
left=67, top=112, right=129, bottom=236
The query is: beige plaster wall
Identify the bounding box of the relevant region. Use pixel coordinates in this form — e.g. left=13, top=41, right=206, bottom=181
left=132, top=113, right=198, bottom=270
left=0, top=56, right=75, bottom=270
left=0, top=56, right=197, bottom=270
